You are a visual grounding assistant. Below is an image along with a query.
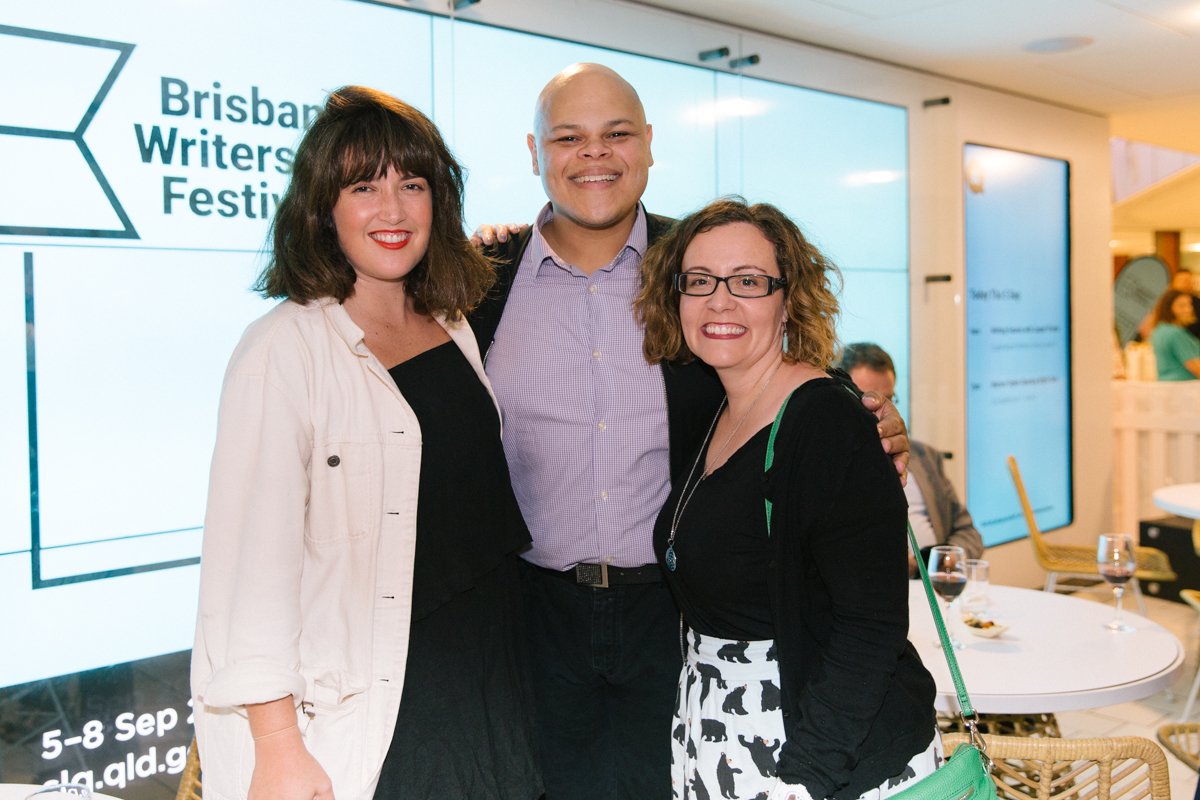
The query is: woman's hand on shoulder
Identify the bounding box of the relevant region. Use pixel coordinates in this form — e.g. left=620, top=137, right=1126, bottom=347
left=249, top=728, right=335, bottom=800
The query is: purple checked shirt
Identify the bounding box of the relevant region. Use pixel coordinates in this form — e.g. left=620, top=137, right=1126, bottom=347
left=485, top=204, right=671, bottom=571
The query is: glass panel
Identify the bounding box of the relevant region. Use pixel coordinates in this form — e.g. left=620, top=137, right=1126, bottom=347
left=716, top=73, right=908, bottom=273
left=0, top=0, right=433, bottom=690
left=963, top=144, right=1072, bottom=546
left=433, top=18, right=719, bottom=226
left=839, top=270, right=911, bottom=422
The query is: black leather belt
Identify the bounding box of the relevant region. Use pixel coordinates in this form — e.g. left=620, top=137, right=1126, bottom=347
left=536, top=562, right=663, bottom=588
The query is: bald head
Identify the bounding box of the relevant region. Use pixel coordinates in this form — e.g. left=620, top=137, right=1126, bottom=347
left=525, top=63, right=654, bottom=246
left=533, top=63, right=646, bottom=136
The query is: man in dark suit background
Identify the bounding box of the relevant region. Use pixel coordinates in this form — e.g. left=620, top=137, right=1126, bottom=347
left=840, top=342, right=984, bottom=577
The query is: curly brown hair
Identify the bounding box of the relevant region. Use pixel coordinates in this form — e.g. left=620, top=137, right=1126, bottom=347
left=1153, top=288, right=1195, bottom=326
left=256, top=85, right=492, bottom=319
left=635, top=197, right=842, bottom=368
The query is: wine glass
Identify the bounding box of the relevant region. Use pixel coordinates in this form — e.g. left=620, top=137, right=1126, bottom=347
left=963, top=558, right=990, bottom=619
left=1097, top=533, right=1136, bottom=633
left=928, top=545, right=968, bottom=650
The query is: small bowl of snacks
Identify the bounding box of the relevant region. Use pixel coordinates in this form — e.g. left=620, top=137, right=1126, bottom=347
left=961, top=614, right=1008, bottom=638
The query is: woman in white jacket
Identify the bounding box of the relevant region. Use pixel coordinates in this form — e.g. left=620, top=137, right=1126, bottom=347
left=191, top=86, right=541, bottom=800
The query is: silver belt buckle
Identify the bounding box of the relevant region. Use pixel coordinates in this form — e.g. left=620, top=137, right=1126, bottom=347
left=575, top=562, right=609, bottom=588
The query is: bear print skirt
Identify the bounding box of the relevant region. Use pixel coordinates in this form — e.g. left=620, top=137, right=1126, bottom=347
left=671, top=630, right=941, bottom=800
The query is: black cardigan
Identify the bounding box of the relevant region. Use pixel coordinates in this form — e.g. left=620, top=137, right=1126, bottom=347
left=764, top=379, right=936, bottom=800
left=467, top=208, right=725, bottom=483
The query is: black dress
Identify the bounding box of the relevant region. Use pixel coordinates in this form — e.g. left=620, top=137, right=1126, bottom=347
left=655, top=424, right=775, bottom=641
left=374, top=341, right=542, bottom=799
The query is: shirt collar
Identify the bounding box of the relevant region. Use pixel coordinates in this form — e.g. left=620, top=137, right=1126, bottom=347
left=529, top=203, right=648, bottom=276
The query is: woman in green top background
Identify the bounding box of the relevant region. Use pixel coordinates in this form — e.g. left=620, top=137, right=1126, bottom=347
left=1150, top=289, right=1200, bottom=380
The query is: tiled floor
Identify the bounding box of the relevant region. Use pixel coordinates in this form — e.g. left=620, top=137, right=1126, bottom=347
left=1049, top=584, right=1199, bottom=798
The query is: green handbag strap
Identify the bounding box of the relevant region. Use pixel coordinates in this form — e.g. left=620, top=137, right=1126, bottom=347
left=908, top=522, right=977, bottom=720
left=762, top=387, right=979, bottom=724
left=762, top=392, right=791, bottom=533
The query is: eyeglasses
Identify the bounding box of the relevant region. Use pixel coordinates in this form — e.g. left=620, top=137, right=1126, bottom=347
left=674, top=272, right=787, bottom=298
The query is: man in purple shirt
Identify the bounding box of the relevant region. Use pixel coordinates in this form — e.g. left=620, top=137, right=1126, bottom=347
left=470, top=63, right=909, bottom=800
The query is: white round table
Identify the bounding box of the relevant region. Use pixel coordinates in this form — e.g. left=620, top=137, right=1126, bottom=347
left=908, top=583, right=1184, bottom=714
left=1152, top=483, right=1200, bottom=519
left=0, top=787, right=120, bottom=800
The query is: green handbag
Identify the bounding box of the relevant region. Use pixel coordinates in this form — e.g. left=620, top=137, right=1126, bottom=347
left=764, top=394, right=997, bottom=800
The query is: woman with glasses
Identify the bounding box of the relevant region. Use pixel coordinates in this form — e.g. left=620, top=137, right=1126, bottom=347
left=634, top=198, right=938, bottom=800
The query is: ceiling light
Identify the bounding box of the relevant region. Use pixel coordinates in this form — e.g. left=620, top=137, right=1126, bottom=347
left=1022, top=36, right=1094, bottom=54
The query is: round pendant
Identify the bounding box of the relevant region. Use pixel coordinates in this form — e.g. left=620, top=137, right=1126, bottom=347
left=665, top=546, right=677, bottom=572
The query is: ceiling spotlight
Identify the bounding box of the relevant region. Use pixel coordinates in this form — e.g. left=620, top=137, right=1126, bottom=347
left=729, top=54, right=760, bottom=69
left=699, top=47, right=730, bottom=62
left=1021, top=36, right=1094, bottom=54
left=451, top=0, right=480, bottom=9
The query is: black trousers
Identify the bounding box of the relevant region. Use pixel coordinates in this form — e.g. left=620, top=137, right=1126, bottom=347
left=520, top=561, right=681, bottom=800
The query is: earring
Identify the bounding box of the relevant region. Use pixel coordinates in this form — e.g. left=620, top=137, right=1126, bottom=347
left=781, top=324, right=789, bottom=353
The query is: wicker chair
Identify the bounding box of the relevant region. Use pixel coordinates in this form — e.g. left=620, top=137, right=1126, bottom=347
left=1008, top=455, right=1176, bottom=616
left=944, top=732, right=1172, bottom=799
left=1157, top=722, right=1200, bottom=771
left=938, top=711, right=1061, bottom=739
left=175, top=736, right=202, bottom=800
left=1179, top=590, right=1200, bottom=722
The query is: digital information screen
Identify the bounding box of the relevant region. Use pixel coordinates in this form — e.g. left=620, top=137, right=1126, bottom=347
left=963, top=143, right=1072, bottom=547
left=0, top=1, right=907, bottom=794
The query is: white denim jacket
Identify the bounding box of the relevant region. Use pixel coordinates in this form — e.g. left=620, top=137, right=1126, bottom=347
left=191, top=298, right=496, bottom=800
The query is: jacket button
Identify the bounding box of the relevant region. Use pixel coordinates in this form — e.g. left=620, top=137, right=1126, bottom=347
left=327, top=455, right=340, bottom=467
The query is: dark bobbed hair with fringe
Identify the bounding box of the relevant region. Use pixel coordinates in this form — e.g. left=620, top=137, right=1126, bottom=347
left=255, top=85, right=492, bottom=319
left=635, top=197, right=842, bottom=369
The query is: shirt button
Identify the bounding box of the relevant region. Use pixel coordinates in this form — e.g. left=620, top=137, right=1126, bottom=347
left=597, top=421, right=607, bottom=430
left=588, top=284, right=598, bottom=294
left=600, top=490, right=609, bottom=500
left=593, top=350, right=601, bottom=359
left=327, top=455, right=341, bottom=467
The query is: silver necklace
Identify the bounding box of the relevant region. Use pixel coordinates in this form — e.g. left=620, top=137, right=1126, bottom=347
left=665, top=360, right=782, bottom=572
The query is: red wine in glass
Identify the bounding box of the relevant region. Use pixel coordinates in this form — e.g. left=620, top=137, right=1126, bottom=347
left=931, top=572, right=967, bottom=601
left=1098, top=565, right=1134, bottom=585
left=927, top=546, right=968, bottom=649
left=1096, top=534, right=1136, bottom=633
